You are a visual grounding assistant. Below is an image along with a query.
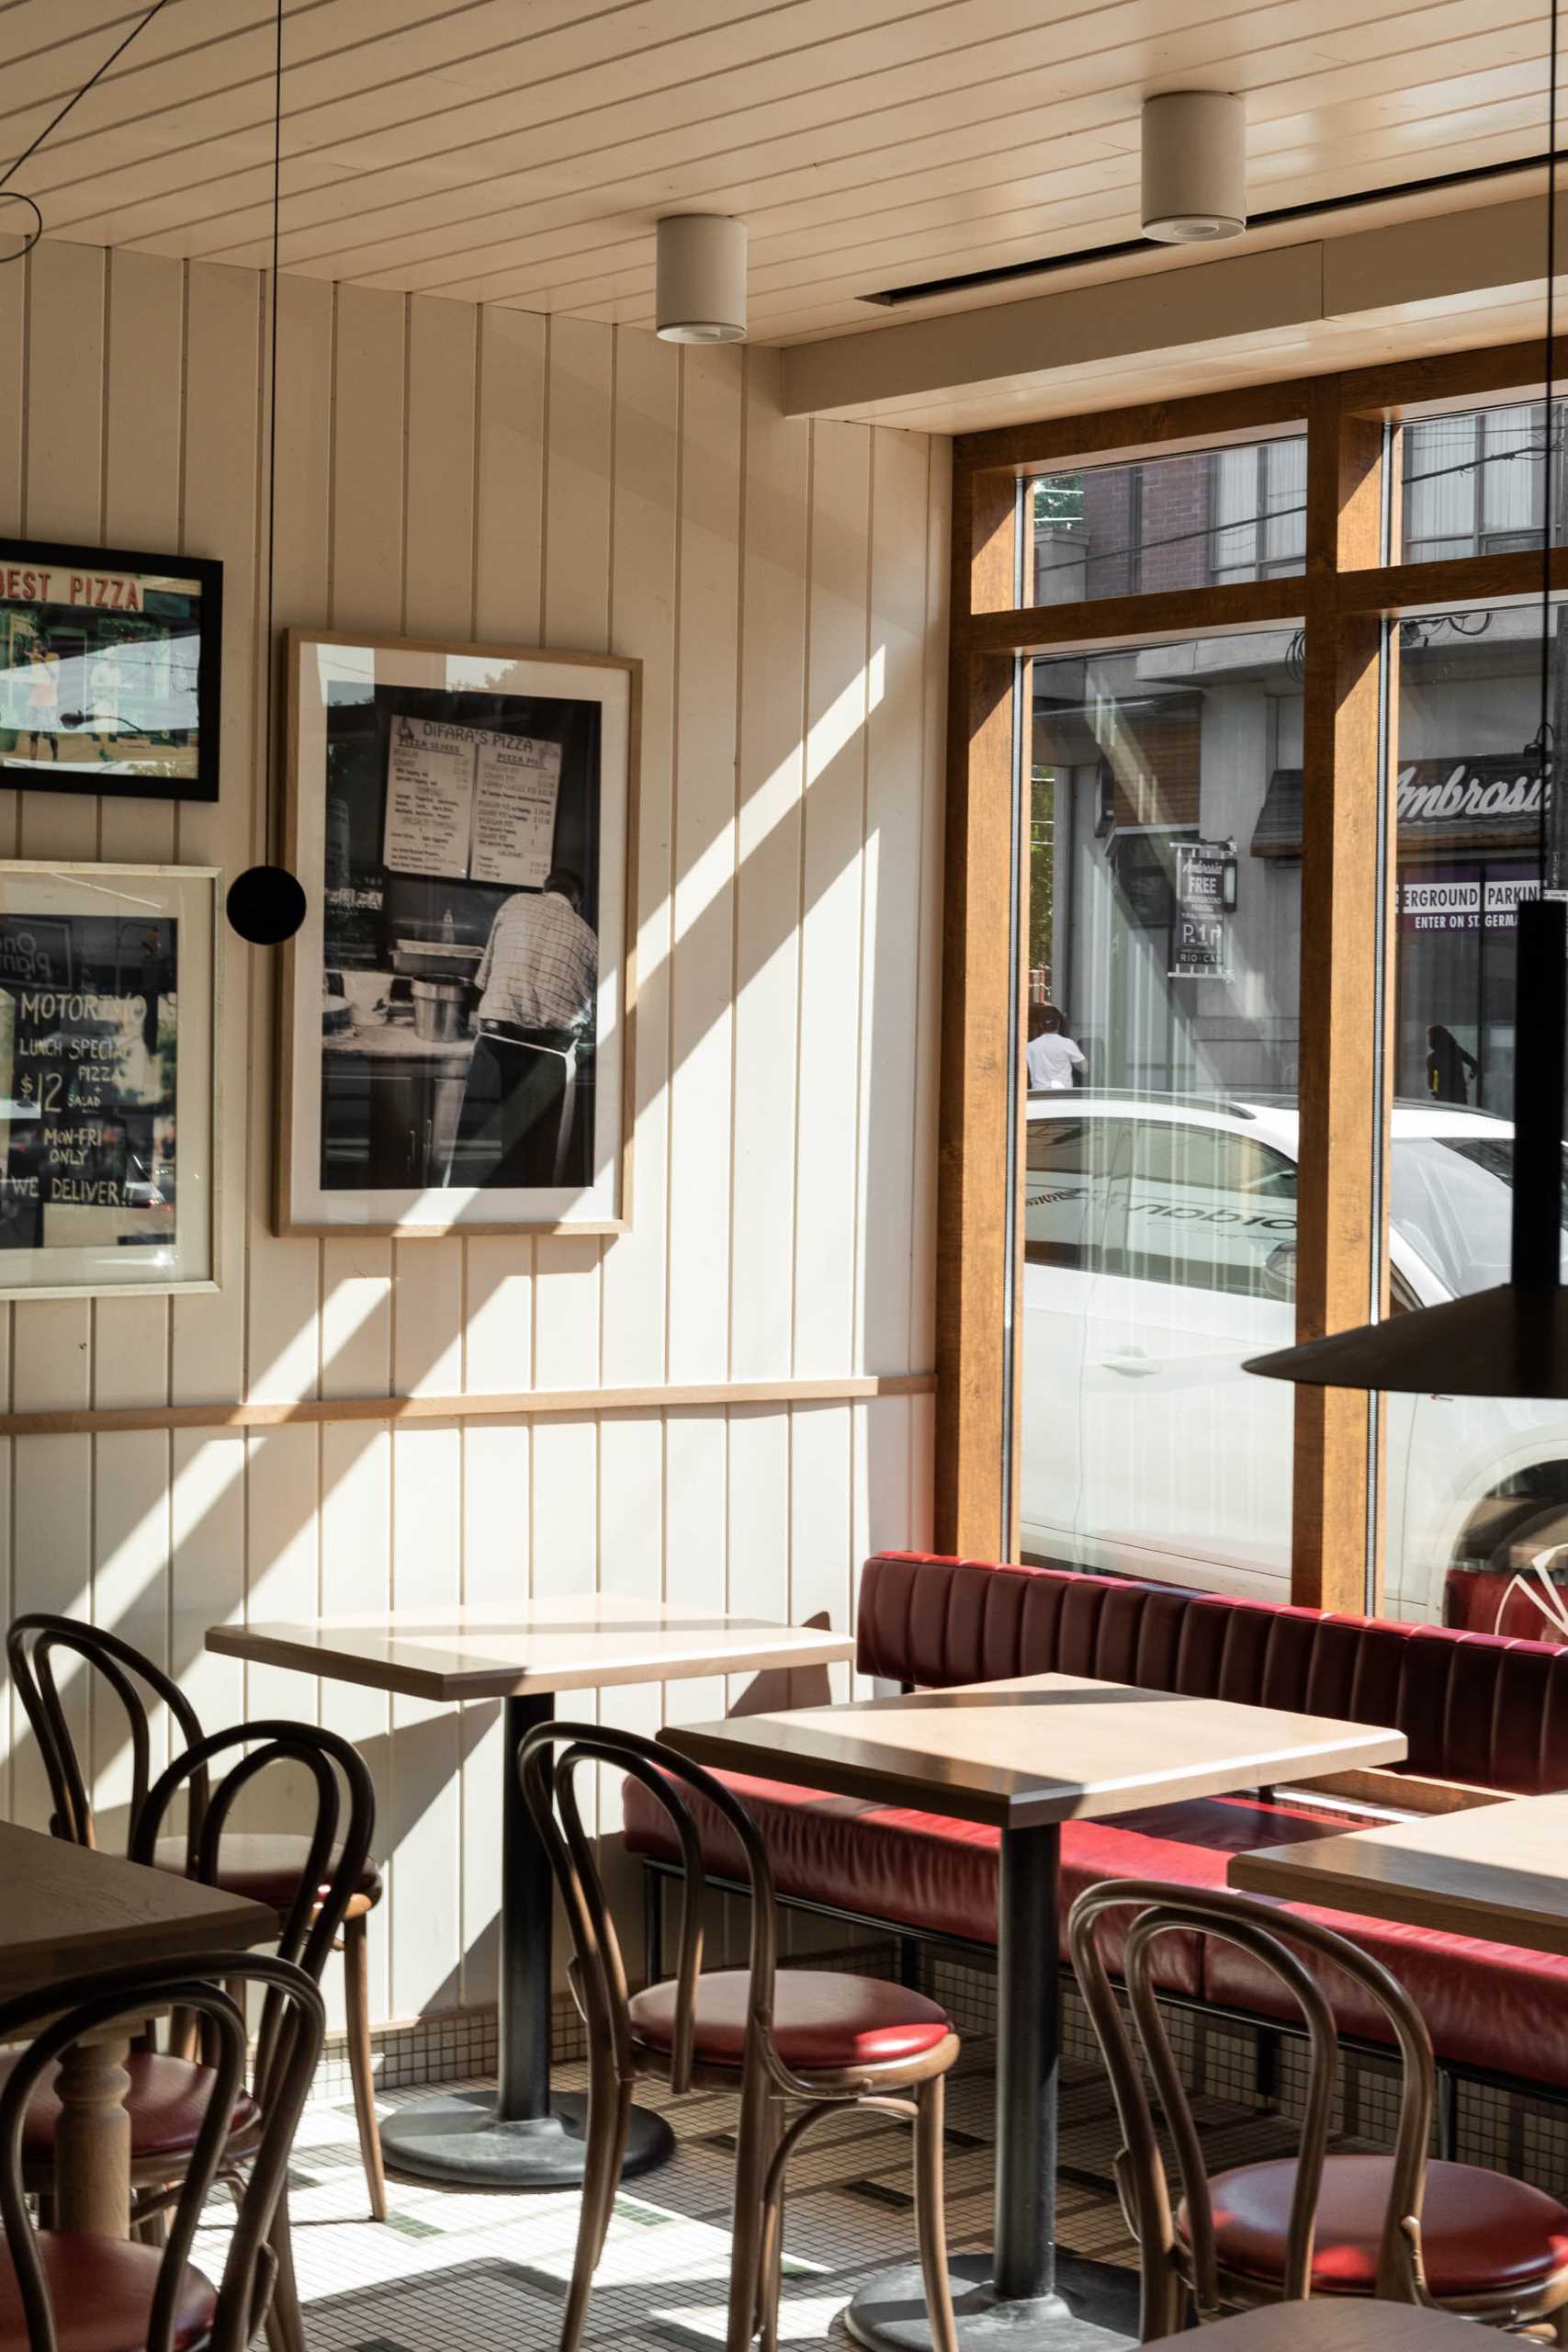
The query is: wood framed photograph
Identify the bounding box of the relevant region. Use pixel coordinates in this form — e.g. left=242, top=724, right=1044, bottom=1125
left=0, top=863, right=220, bottom=1299
left=0, top=538, right=223, bottom=802
left=277, top=629, right=638, bottom=1238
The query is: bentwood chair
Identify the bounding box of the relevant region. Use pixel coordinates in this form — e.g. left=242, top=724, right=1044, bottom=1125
left=0, top=1953, right=323, bottom=2352
left=7, top=1612, right=388, bottom=2218
left=0, top=1720, right=372, bottom=2352
left=520, top=1721, right=962, bottom=2352
left=1068, top=1880, right=1568, bottom=2343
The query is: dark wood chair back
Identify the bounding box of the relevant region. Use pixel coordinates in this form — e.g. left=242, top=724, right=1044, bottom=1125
left=6, top=1613, right=206, bottom=1849
left=1068, top=1879, right=1434, bottom=2316
left=130, top=1721, right=373, bottom=2106
left=0, top=1952, right=323, bottom=2352
left=520, top=1719, right=829, bottom=2102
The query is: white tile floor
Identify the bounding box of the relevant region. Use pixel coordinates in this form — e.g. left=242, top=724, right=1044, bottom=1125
left=195, top=2043, right=1026, bottom=2350
left=190, top=2044, right=1325, bottom=2350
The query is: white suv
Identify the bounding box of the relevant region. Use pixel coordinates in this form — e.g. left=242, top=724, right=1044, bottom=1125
left=1021, top=1091, right=1568, bottom=1628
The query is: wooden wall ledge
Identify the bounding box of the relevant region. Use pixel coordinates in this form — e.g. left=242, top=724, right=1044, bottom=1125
left=0, top=1372, right=936, bottom=1442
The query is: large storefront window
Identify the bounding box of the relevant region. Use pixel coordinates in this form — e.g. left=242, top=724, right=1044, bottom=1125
left=1382, top=592, right=1568, bottom=1633
left=1021, top=628, right=1303, bottom=1597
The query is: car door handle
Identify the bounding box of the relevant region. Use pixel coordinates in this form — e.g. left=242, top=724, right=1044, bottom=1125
left=1100, top=1351, right=1162, bottom=1376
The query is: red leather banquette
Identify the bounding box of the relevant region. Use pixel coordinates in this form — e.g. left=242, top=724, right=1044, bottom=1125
left=624, top=1552, right=1568, bottom=2090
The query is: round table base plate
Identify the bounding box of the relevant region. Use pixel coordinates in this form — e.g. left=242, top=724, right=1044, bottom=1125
left=379, top=2091, right=673, bottom=2190
left=846, top=2253, right=1140, bottom=2352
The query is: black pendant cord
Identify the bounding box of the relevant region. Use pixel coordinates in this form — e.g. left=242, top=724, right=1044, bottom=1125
left=0, top=0, right=176, bottom=263
left=264, top=0, right=284, bottom=871
left=227, top=0, right=306, bottom=947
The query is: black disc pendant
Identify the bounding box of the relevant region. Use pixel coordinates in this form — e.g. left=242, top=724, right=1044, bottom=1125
left=227, top=864, right=307, bottom=945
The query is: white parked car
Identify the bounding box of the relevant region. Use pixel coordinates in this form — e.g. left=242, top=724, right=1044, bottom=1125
left=1021, top=1091, right=1568, bottom=1629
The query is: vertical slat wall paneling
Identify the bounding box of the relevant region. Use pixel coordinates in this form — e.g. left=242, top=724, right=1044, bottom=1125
left=725, top=347, right=807, bottom=1716
left=16, top=241, right=104, bottom=1431
left=601, top=325, right=678, bottom=1389
left=319, top=1419, right=391, bottom=2028
left=730, top=347, right=807, bottom=1387
left=908, top=439, right=951, bottom=1550
left=174, top=264, right=261, bottom=1407
left=795, top=420, right=872, bottom=1401
left=90, top=251, right=186, bottom=1819
left=851, top=427, right=936, bottom=1616
left=536, top=316, right=612, bottom=1396
left=458, top=304, right=547, bottom=2008
left=533, top=317, right=614, bottom=1849
left=666, top=345, right=742, bottom=1390
left=0, top=254, right=950, bottom=2029
left=597, top=326, right=678, bottom=1802
left=249, top=274, right=333, bottom=1411
left=389, top=295, right=477, bottom=2017
left=12, top=243, right=104, bottom=1822
left=321, top=284, right=403, bottom=1404
left=663, top=344, right=743, bottom=1749
left=322, top=283, right=404, bottom=2008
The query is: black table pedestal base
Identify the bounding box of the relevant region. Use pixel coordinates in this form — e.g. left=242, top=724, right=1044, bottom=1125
left=845, top=2252, right=1139, bottom=2352
left=379, top=2089, right=674, bottom=2190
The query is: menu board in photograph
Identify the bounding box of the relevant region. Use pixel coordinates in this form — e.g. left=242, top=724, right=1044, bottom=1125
left=470, top=730, right=563, bottom=888
left=0, top=912, right=177, bottom=1253
left=381, top=715, right=563, bottom=888
left=383, top=716, right=477, bottom=877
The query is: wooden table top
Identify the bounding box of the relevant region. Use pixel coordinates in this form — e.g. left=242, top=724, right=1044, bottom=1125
left=0, top=1821, right=277, bottom=2000
left=207, top=1596, right=857, bottom=1703
left=1186, top=2297, right=1489, bottom=2352
left=660, top=1672, right=1407, bottom=1829
left=1230, top=1786, right=1568, bottom=1954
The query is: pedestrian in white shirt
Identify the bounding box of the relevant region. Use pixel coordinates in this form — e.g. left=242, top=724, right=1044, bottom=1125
left=1026, top=1002, right=1086, bottom=1091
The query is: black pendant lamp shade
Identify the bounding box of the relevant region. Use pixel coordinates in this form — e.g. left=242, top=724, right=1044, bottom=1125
left=1245, top=894, right=1568, bottom=1395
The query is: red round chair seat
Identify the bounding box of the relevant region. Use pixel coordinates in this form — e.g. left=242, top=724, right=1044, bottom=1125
left=1179, top=2155, right=1568, bottom=2298
left=627, top=1969, right=953, bottom=2071
left=0, top=2233, right=215, bottom=2352
left=0, top=2052, right=259, bottom=2165
left=152, top=1831, right=383, bottom=1911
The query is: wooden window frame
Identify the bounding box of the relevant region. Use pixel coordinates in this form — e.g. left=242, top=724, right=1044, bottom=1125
left=937, top=336, right=1568, bottom=1606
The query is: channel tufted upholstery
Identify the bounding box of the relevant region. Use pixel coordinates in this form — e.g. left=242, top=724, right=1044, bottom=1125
left=625, top=1552, right=1568, bottom=2091
left=853, top=1553, right=1568, bottom=1792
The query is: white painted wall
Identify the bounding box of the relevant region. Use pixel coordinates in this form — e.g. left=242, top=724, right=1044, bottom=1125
left=0, top=243, right=949, bottom=2029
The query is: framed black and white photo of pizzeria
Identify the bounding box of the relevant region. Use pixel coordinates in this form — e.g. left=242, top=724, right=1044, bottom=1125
left=276, top=629, right=638, bottom=1238
left=0, top=863, right=220, bottom=1299
left=0, top=539, right=223, bottom=801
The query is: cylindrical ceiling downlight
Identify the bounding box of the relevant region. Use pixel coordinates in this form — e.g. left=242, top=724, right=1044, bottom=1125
left=1141, top=91, right=1247, bottom=243
left=655, top=214, right=748, bottom=344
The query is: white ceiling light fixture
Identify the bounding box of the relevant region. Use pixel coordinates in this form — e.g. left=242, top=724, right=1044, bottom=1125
left=655, top=214, right=748, bottom=344
left=1141, top=91, right=1248, bottom=243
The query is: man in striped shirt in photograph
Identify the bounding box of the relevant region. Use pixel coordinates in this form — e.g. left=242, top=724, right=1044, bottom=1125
left=452, top=868, right=598, bottom=1189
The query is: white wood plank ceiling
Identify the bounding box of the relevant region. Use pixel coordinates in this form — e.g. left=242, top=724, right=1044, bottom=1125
left=0, top=0, right=1551, bottom=349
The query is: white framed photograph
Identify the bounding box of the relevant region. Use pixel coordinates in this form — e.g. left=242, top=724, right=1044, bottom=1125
left=0, top=861, right=220, bottom=1298
left=277, top=629, right=637, bottom=1238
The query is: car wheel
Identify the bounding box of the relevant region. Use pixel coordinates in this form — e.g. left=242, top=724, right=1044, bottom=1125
left=1444, top=1482, right=1568, bottom=1638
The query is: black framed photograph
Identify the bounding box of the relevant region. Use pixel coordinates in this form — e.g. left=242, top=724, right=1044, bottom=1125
left=0, top=538, right=223, bottom=801
left=277, top=629, right=637, bottom=1238
left=0, top=862, right=220, bottom=1297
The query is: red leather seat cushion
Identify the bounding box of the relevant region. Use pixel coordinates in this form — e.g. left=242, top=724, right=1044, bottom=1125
left=152, top=1831, right=382, bottom=1910
left=622, top=1770, right=1354, bottom=1999
left=627, top=1969, right=953, bottom=2070
left=1204, top=1892, right=1568, bottom=2092
left=0, top=2052, right=259, bottom=2164
left=0, top=2233, right=216, bottom=2352
left=1179, top=2155, right=1568, bottom=2297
